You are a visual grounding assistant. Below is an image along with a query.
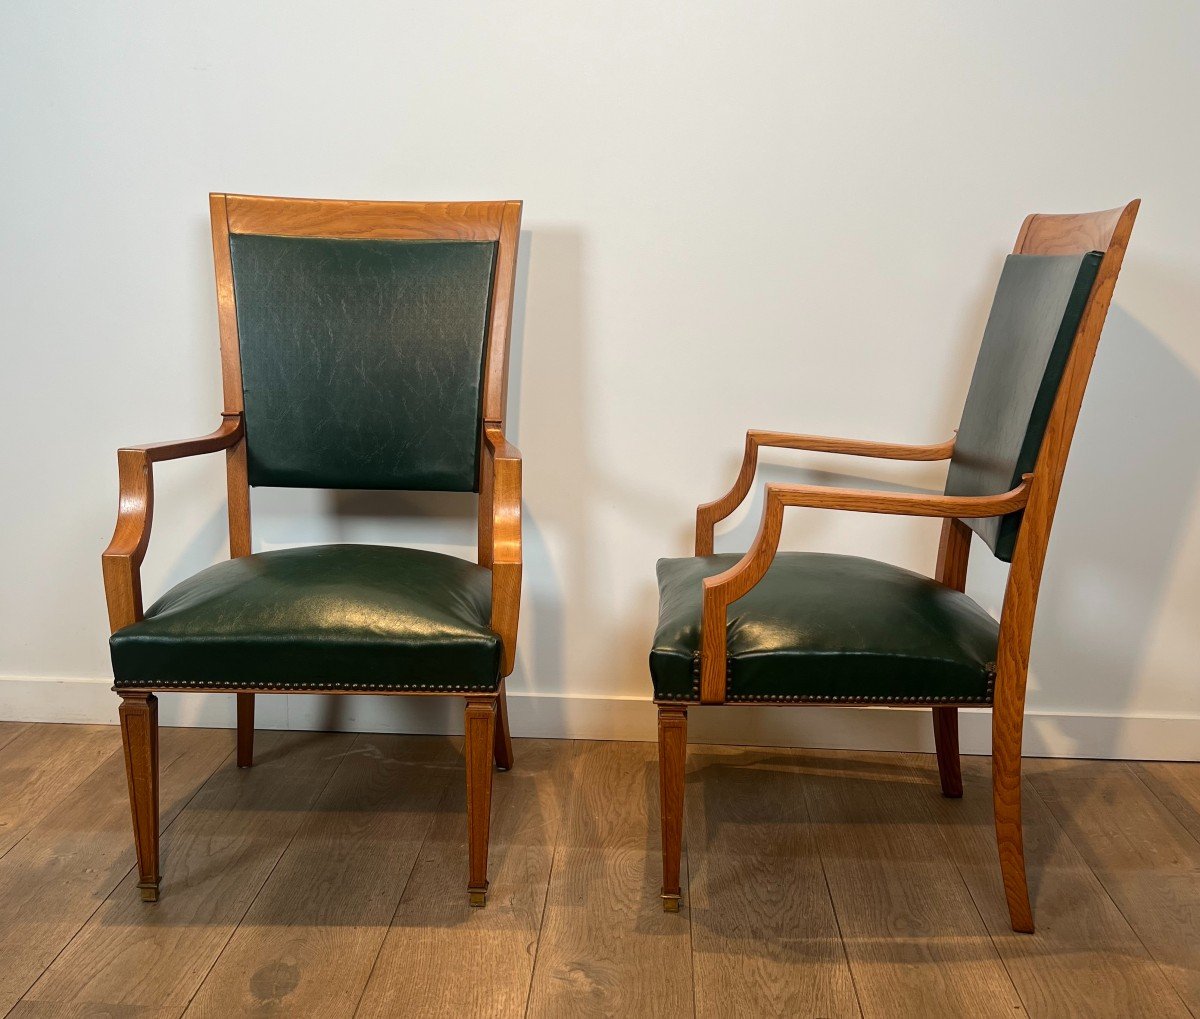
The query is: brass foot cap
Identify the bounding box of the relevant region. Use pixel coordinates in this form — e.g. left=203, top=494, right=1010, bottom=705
left=661, top=894, right=681, bottom=913
left=139, top=882, right=160, bottom=903
left=468, top=884, right=488, bottom=908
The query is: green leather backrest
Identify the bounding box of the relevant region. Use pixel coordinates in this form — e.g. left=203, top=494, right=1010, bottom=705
left=228, top=234, right=497, bottom=491
left=944, top=251, right=1102, bottom=562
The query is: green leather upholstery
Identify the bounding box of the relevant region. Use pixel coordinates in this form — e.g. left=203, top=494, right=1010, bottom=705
left=945, top=251, right=1102, bottom=560
left=110, top=545, right=501, bottom=691
left=229, top=235, right=497, bottom=492
left=650, top=553, right=998, bottom=703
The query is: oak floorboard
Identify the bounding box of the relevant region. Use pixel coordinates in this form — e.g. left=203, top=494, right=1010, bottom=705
left=0, top=727, right=232, bottom=1015
left=930, top=754, right=1190, bottom=1018
left=1133, top=761, right=1200, bottom=845
left=526, top=740, right=693, bottom=1019
left=1029, top=758, right=1200, bottom=1014
left=0, top=721, right=30, bottom=753
left=8, top=1003, right=184, bottom=1018
left=182, top=734, right=460, bottom=1018
left=685, top=744, right=861, bottom=1018
left=800, top=749, right=1027, bottom=1019
left=3, top=727, right=1199, bottom=1018
left=356, top=738, right=576, bottom=1019
left=0, top=724, right=119, bottom=858
left=20, top=730, right=356, bottom=1011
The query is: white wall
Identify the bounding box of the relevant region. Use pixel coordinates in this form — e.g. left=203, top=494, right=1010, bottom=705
left=1, top=1, right=1197, bottom=758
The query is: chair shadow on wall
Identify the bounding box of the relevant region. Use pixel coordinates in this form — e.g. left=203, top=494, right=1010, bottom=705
left=1012, top=304, right=1200, bottom=753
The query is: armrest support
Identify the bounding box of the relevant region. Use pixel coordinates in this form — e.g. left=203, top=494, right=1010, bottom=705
left=480, top=427, right=522, bottom=676
left=697, top=475, right=1031, bottom=703
left=101, top=414, right=244, bottom=632
left=695, top=430, right=957, bottom=555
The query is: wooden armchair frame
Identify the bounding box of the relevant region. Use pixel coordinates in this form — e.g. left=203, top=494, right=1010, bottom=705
left=659, top=201, right=1140, bottom=931
left=103, top=195, right=523, bottom=905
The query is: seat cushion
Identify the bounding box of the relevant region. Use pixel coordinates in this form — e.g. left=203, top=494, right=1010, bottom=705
left=110, top=545, right=501, bottom=692
left=650, top=553, right=999, bottom=704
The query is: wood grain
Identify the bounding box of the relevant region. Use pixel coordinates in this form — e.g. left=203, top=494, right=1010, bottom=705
left=101, top=416, right=244, bottom=631
left=932, top=755, right=1191, bottom=1018
left=1028, top=759, right=1200, bottom=1012
left=696, top=430, right=956, bottom=555
left=234, top=694, right=253, bottom=769
left=0, top=724, right=118, bottom=859
left=465, top=697, right=498, bottom=904
left=182, top=735, right=458, bottom=1017
left=8, top=1003, right=185, bottom=1018
left=224, top=195, right=510, bottom=240
left=5, top=730, right=1200, bottom=1018
left=657, top=706, right=686, bottom=911
left=685, top=744, right=860, bottom=1018
left=0, top=728, right=231, bottom=1015
left=22, top=731, right=356, bottom=1011
left=800, top=749, right=1026, bottom=1018
left=932, top=517, right=972, bottom=798
left=1132, top=761, right=1200, bottom=843
left=681, top=202, right=1141, bottom=934
left=527, top=741, right=694, bottom=1018
left=698, top=477, right=1030, bottom=703
left=483, top=427, right=522, bottom=677
left=118, top=693, right=160, bottom=901
left=991, top=200, right=1140, bottom=933
left=356, top=739, right=576, bottom=1018
left=0, top=721, right=30, bottom=754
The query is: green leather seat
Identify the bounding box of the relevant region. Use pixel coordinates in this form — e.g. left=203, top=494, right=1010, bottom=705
left=110, top=544, right=501, bottom=691
left=650, top=552, right=999, bottom=703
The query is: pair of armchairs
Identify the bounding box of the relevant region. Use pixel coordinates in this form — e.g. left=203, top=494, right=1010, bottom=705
left=103, top=195, right=1138, bottom=934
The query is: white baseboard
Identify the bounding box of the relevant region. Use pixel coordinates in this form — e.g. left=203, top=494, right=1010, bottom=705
left=1, top=675, right=1196, bottom=761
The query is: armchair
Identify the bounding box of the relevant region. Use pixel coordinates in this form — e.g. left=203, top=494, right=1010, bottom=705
left=103, top=195, right=523, bottom=906
left=651, top=202, right=1140, bottom=931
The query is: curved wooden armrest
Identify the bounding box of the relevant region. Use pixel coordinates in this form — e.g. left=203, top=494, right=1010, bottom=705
left=101, top=414, right=244, bottom=632
left=481, top=427, right=522, bottom=676
left=697, top=475, right=1031, bottom=703
left=695, top=429, right=957, bottom=554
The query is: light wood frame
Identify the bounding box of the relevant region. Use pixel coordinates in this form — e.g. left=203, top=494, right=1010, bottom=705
left=658, top=201, right=1140, bottom=932
left=102, top=195, right=524, bottom=906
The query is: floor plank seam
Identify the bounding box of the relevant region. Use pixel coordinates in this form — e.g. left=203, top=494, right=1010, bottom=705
left=521, top=739, right=576, bottom=1019
left=13, top=739, right=237, bottom=1012
left=936, top=761, right=1034, bottom=1018
left=0, top=732, right=122, bottom=865
left=180, top=733, right=364, bottom=1016
left=1024, top=769, right=1198, bottom=1019
left=0, top=723, right=31, bottom=755
left=1127, top=761, right=1200, bottom=850
left=911, top=754, right=1030, bottom=1017
left=683, top=797, right=697, bottom=1019
left=797, top=752, right=866, bottom=1019
left=350, top=742, right=462, bottom=1019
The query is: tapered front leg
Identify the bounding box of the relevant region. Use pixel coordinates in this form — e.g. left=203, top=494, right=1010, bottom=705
left=933, top=706, right=963, bottom=798
left=658, top=704, right=687, bottom=912
left=465, top=696, right=498, bottom=906
left=493, top=681, right=515, bottom=772
left=119, top=691, right=160, bottom=902
left=236, top=692, right=255, bottom=769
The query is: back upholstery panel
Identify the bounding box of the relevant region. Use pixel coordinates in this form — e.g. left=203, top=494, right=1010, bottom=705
left=229, top=234, right=497, bottom=491
left=944, top=251, right=1102, bottom=561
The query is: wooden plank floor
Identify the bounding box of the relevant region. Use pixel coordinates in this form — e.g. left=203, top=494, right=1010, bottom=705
left=1, top=724, right=1198, bottom=1018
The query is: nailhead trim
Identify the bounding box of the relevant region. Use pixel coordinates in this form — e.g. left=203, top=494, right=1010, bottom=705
left=655, top=654, right=998, bottom=706
left=724, top=693, right=993, bottom=704
left=114, top=678, right=498, bottom=693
